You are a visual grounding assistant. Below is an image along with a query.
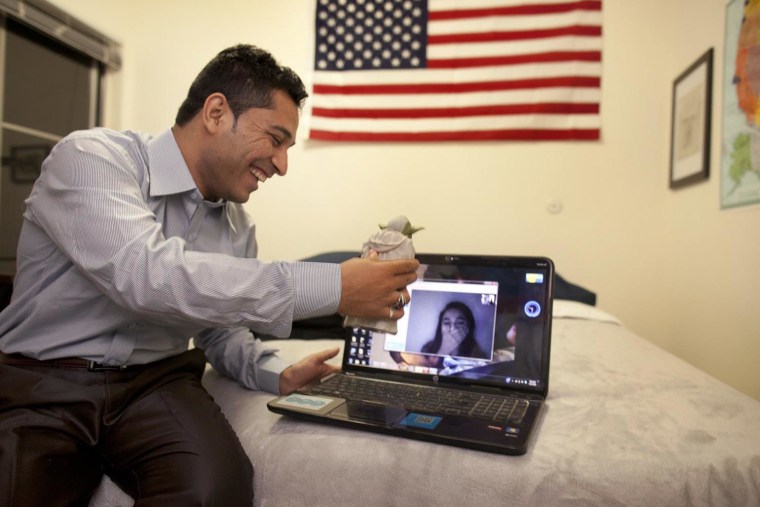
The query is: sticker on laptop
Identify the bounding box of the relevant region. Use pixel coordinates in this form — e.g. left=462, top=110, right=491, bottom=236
left=274, top=394, right=337, bottom=412
left=402, top=413, right=442, bottom=430
left=504, top=427, right=521, bottom=437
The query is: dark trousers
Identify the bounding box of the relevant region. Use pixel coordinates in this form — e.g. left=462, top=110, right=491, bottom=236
left=0, top=348, right=253, bottom=506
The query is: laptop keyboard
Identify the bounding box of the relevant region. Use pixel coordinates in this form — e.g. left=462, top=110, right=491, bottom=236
left=309, top=374, right=529, bottom=424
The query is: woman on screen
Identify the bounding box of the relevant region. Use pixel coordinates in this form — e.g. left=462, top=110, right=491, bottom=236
left=420, top=301, right=487, bottom=363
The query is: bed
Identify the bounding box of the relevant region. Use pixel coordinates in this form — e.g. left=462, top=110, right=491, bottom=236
left=91, top=299, right=760, bottom=507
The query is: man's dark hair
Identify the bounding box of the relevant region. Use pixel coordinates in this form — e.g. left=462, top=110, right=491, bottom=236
left=175, top=44, right=308, bottom=126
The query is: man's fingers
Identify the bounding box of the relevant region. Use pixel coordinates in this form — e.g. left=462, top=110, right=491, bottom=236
left=387, top=258, right=420, bottom=275
left=312, top=347, right=341, bottom=363
left=337, top=256, right=419, bottom=320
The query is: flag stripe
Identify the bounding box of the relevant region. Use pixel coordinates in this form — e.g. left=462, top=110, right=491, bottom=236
left=430, top=1, right=601, bottom=20
left=311, top=113, right=601, bottom=132
left=312, top=76, right=600, bottom=95
left=428, top=35, right=602, bottom=59
left=312, top=102, right=598, bottom=119
left=309, top=0, right=603, bottom=142
left=429, top=9, right=601, bottom=34
left=310, top=128, right=601, bottom=142
left=313, top=62, right=602, bottom=85
left=428, top=50, right=601, bottom=68
left=429, top=24, right=600, bottom=44
left=311, top=88, right=601, bottom=110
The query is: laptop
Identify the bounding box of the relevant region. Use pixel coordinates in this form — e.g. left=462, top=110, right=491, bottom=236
left=268, top=253, right=554, bottom=455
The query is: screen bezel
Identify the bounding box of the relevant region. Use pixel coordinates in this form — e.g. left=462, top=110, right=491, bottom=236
left=341, top=254, right=553, bottom=398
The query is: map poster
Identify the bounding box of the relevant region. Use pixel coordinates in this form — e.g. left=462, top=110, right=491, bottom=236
left=721, top=0, right=760, bottom=209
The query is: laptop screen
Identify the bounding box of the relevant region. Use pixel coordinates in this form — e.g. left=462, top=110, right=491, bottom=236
left=344, top=254, right=553, bottom=396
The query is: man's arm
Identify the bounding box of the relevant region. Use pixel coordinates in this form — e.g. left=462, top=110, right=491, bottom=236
left=26, top=132, right=321, bottom=336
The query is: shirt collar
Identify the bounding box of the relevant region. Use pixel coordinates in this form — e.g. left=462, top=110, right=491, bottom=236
left=147, top=128, right=237, bottom=233
left=147, top=128, right=198, bottom=197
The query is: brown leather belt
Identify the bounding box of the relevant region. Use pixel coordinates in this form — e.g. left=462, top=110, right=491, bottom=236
left=0, top=352, right=128, bottom=371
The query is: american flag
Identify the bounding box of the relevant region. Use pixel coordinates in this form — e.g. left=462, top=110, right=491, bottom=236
left=308, top=0, right=602, bottom=142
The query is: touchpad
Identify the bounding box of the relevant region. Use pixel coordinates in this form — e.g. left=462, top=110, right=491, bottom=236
left=333, top=400, right=407, bottom=426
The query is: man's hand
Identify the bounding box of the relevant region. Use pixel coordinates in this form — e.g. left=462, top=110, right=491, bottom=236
left=338, top=256, right=419, bottom=320
left=279, top=347, right=341, bottom=395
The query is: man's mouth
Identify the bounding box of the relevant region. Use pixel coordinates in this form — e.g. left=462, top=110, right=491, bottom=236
left=250, top=166, right=268, bottom=183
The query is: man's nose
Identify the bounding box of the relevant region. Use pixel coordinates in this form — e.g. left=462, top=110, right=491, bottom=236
left=272, top=148, right=288, bottom=176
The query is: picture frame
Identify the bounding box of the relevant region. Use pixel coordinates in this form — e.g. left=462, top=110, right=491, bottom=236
left=8, top=145, right=50, bottom=184
left=670, top=48, right=713, bottom=189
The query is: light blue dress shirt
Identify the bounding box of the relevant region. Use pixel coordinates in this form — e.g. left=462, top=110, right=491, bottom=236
left=0, top=128, right=341, bottom=393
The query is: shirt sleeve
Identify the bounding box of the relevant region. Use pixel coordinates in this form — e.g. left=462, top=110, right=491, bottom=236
left=25, top=131, right=341, bottom=338
left=196, top=261, right=342, bottom=392
left=194, top=326, right=287, bottom=393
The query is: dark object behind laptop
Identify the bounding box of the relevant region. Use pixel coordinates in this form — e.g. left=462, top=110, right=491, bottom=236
left=257, top=251, right=593, bottom=341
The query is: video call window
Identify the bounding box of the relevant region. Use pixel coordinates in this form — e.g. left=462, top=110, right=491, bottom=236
left=386, top=280, right=498, bottom=362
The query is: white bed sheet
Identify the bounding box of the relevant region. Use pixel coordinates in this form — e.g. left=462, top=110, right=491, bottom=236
left=91, top=301, right=760, bottom=506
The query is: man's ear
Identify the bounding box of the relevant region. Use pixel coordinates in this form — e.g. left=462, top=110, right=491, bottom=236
left=202, top=93, right=228, bottom=133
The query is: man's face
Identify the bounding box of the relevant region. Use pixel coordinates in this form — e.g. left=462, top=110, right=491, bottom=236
left=202, top=89, right=299, bottom=203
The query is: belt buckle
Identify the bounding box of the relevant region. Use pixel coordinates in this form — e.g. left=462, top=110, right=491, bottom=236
left=87, top=361, right=127, bottom=372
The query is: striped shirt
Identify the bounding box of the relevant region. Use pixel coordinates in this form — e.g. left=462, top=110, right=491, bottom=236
left=0, top=128, right=341, bottom=393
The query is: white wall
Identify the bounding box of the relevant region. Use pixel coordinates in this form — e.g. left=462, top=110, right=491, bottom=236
left=50, top=0, right=760, bottom=402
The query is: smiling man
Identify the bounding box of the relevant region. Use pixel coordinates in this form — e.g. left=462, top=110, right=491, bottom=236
left=0, top=45, right=418, bottom=506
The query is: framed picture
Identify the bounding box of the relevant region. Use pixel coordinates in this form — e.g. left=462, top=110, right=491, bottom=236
left=8, top=145, right=50, bottom=184
left=670, top=48, right=713, bottom=189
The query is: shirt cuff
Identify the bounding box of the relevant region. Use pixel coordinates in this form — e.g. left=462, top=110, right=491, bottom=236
left=290, top=261, right=341, bottom=320
left=256, top=353, right=289, bottom=395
